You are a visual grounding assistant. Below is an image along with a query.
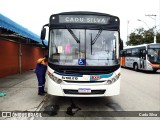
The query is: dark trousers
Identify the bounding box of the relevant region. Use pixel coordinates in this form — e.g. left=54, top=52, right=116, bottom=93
left=36, top=73, right=46, bottom=94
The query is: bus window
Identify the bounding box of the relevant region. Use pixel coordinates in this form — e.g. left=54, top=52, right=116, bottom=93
left=86, top=30, right=118, bottom=66
left=132, top=49, right=139, bottom=57
left=120, top=50, right=126, bottom=57
left=49, top=29, right=85, bottom=65
left=126, top=49, right=131, bottom=57
left=148, top=48, right=160, bottom=63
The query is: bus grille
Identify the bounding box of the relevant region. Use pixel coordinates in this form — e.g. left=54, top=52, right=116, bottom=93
left=63, top=89, right=106, bottom=95
left=64, top=80, right=105, bottom=83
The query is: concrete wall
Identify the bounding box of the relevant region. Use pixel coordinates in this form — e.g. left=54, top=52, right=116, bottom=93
left=0, top=38, right=47, bottom=78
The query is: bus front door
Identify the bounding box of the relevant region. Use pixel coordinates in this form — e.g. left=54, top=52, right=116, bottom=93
left=140, top=49, right=146, bottom=69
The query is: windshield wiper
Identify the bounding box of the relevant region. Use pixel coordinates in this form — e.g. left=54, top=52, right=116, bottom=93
left=90, top=33, right=93, bottom=55
left=91, top=29, right=102, bottom=45
left=66, top=25, right=80, bottom=43
left=90, top=29, right=102, bottom=55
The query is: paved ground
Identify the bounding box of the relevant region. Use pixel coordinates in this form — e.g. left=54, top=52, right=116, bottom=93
left=0, top=70, right=47, bottom=120
left=0, top=68, right=160, bottom=120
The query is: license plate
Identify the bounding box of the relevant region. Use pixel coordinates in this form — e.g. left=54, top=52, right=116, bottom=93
left=78, top=88, right=91, bottom=93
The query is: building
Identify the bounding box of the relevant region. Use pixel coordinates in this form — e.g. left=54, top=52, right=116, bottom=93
left=0, top=13, right=48, bottom=77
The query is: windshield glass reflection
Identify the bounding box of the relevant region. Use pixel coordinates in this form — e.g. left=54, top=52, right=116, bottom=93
left=148, top=48, right=160, bottom=63
left=49, top=29, right=119, bottom=66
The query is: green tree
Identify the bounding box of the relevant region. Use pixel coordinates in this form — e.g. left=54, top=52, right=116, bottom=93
left=126, top=27, right=160, bottom=46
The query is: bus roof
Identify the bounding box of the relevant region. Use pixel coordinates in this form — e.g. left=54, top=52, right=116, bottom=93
left=51, top=11, right=118, bottom=17
left=124, top=43, right=160, bottom=50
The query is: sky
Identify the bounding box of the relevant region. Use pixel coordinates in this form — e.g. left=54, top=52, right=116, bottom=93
left=0, top=0, right=159, bottom=46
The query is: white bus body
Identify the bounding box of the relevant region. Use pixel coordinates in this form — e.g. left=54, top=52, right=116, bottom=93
left=41, top=12, right=122, bottom=97
left=47, top=66, right=120, bottom=97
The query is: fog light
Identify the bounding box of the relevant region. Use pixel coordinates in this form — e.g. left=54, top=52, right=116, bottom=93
left=57, top=79, right=62, bottom=84
left=107, top=80, right=112, bottom=84
left=112, top=78, right=116, bottom=82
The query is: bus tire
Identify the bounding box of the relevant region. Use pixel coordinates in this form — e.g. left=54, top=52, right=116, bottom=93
left=133, top=63, right=138, bottom=71
left=153, top=69, right=157, bottom=73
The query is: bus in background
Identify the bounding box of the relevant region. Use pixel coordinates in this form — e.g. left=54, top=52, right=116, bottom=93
left=40, top=12, right=123, bottom=97
left=120, top=43, right=160, bottom=72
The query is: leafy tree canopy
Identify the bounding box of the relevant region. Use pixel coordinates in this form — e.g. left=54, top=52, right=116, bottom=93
left=126, top=27, right=160, bottom=46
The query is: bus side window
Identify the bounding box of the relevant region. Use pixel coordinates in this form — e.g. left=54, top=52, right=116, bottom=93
left=126, top=49, right=131, bottom=57
left=121, top=50, right=126, bottom=57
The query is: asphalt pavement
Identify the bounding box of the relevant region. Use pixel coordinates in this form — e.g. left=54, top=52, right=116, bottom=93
left=0, top=68, right=160, bottom=120
left=0, top=70, right=47, bottom=120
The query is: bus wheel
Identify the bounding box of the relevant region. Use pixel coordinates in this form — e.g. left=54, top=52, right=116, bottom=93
left=153, top=69, right=157, bottom=73
left=133, top=63, right=138, bottom=71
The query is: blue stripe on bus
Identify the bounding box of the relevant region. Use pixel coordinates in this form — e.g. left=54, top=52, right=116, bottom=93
left=100, top=73, right=113, bottom=79
left=54, top=71, right=83, bottom=77
left=90, top=73, right=113, bottom=81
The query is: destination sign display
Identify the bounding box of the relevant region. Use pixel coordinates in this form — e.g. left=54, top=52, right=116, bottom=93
left=59, top=15, right=110, bottom=24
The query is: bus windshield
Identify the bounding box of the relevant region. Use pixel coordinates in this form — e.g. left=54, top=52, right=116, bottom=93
left=148, top=48, right=160, bottom=64
left=49, top=29, right=119, bottom=66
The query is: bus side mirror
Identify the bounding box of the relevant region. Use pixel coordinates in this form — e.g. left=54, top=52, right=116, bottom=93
left=120, top=40, right=123, bottom=50
left=40, top=28, right=46, bottom=40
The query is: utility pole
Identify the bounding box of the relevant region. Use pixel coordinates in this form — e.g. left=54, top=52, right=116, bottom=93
left=127, top=20, right=130, bottom=45
left=145, top=14, right=157, bottom=43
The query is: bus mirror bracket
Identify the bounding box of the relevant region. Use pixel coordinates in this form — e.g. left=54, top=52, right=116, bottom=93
left=41, top=28, right=46, bottom=40
left=40, top=24, right=49, bottom=48
left=41, top=24, right=49, bottom=40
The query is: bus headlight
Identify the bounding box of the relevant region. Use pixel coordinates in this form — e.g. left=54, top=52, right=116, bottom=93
left=48, top=71, right=62, bottom=84
left=106, top=73, right=120, bottom=85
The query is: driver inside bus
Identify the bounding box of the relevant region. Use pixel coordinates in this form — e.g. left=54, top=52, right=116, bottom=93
left=153, top=49, right=158, bottom=62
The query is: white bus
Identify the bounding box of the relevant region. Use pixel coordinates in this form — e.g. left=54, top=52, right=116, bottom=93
left=120, top=43, right=160, bottom=72
left=40, top=12, right=122, bottom=97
